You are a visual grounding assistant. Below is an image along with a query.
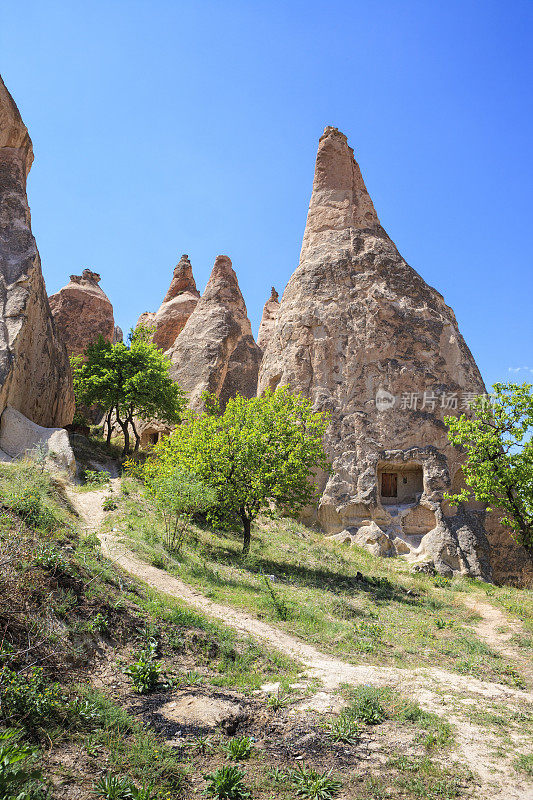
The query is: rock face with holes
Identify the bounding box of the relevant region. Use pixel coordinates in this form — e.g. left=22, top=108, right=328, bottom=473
left=257, top=286, right=280, bottom=351
left=168, top=255, right=262, bottom=410
left=258, top=126, right=531, bottom=584
left=49, top=269, right=117, bottom=357
left=0, top=76, right=74, bottom=427
left=137, top=255, right=200, bottom=352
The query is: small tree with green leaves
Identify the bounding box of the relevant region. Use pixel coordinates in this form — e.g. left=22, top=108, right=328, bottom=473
left=71, top=326, right=186, bottom=455
left=141, top=467, right=217, bottom=553
left=145, top=387, right=330, bottom=555
left=445, top=382, right=533, bottom=558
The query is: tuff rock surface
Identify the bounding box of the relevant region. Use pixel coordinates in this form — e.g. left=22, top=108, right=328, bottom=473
left=0, top=405, right=75, bottom=476
left=0, top=76, right=73, bottom=427
left=257, top=286, right=280, bottom=351
left=142, top=255, right=200, bottom=352
left=49, top=269, right=116, bottom=357
left=258, top=126, right=531, bottom=584
left=168, top=255, right=261, bottom=410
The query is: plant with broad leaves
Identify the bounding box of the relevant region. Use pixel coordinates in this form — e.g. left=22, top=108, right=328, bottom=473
left=445, top=382, right=533, bottom=557
left=203, top=765, right=251, bottom=800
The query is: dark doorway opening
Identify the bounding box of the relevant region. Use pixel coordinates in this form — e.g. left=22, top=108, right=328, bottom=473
left=381, top=472, right=398, bottom=498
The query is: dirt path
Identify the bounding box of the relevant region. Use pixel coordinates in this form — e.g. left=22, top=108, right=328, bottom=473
left=67, top=483, right=533, bottom=800
left=461, top=594, right=533, bottom=679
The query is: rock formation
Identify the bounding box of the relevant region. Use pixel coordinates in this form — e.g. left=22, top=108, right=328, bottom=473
left=168, top=255, right=262, bottom=410
left=0, top=76, right=73, bottom=427
left=257, top=287, right=280, bottom=351
left=142, top=255, right=200, bottom=352
left=49, top=269, right=116, bottom=357
left=258, top=126, right=531, bottom=584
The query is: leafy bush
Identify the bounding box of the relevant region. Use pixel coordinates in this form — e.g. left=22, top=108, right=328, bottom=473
left=324, top=712, right=362, bottom=744
left=124, top=646, right=162, bottom=694
left=290, top=764, right=342, bottom=799
left=3, top=488, right=57, bottom=532
left=87, top=612, right=109, bottom=634
left=82, top=469, right=111, bottom=486
left=203, top=765, right=250, bottom=799
left=262, top=575, right=290, bottom=620
left=102, top=497, right=118, bottom=511
left=222, top=736, right=254, bottom=761
left=92, top=773, right=134, bottom=799
left=0, top=667, right=63, bottom=729
left=0, top=730, right=44, bottom=799
left=142, top=468, right=216, bottom=553
left=346, top=685, right=386, bottom=725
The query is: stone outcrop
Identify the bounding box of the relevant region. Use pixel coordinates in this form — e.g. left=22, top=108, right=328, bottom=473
left=49, top=269, right=116, bottom=357
left=257, top=287, right=280, bottom=351
left=0, top=76, right=73, bottom=427
left=168, top=255, right=262, bottom=410
left=258, top=126, right=531, bottom=584
left=147, top=255, right=200, bottom=352
left=0, top=405, right=75, bottom=476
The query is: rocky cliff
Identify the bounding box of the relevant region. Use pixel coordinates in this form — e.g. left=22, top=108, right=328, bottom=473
left=49, top=269, right=116, bottom=357
left=0, top=76, right=73, bottom=427
left=257, top=287, right=280, bottom=351
left=258, top=126, right=531, bottom=584
left=168, top=255, right=261, bottom=410
left=137, top=255, right=200, bottom=352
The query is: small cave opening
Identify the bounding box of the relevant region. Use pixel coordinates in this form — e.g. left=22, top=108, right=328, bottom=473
left=378, top=461, right=423, bottom=505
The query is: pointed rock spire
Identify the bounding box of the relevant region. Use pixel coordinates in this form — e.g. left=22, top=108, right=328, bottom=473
left=258, top=126, right=530, bottom=585
left=168, top=255, right=261, bottom=410
left=257, top=286, right=280, bottom=351
left=49, top=269, right=116, bottom=357
left=138, top=255, right=201, bottom=352
left=300, top=126, right=380, bottom=262
left=162, top=254, right=200, bottom=304
left=0, top=75, right=73, bottom=426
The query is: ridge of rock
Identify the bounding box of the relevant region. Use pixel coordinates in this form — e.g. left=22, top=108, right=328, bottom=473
left=49, top=269, right=116, bottom=357
left=0, top=75, right=73, bottom=427
left=257, top=286, right=281, bottom=351
left=258, top=126, right=531, bottom=585
left=168, top=255, right=262, bottom=410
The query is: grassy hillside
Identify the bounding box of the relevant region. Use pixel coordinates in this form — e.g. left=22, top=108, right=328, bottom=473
left=0, top=456, right=532, bottom=799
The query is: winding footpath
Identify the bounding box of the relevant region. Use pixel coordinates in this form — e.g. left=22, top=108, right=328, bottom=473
left=67, top=480, right=533, bottom=800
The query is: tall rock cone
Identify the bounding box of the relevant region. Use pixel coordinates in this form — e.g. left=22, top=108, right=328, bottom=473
left=168, top=255, right=262, bottom=410
left=258, top=126, right=531, bottom=585
left=143, top=255, right=200, bottom=352
left=0, top=76, right=73, bottom=427
left=257, top=286, right=280, bottom=351
left=49, top=269, right=117, bottom=357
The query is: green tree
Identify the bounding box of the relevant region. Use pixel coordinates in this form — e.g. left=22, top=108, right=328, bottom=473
left=445, top=382, right=533, bottom=557
left=71, top=326, right=186, bottom=455
left=145, top=387, right=330, bottom=555
left=141, top=467, right=217, bottom=553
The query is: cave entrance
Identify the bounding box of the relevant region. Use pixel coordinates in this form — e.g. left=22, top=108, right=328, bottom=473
left=381, top=472, right=397, bottom=497
left=378, top=462, right=423, bottom=505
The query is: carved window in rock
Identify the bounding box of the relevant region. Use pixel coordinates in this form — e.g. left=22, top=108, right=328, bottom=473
left=381, top=472, right=398, bottom=497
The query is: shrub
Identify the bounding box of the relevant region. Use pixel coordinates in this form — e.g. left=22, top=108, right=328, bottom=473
left=3, top=487, right=57, bottom=532
left=222, top=736, right=254, bottom=761
left=0, top=667, right=64, bottom=729
left=324, top=712, right=362, bottom=744
left=83, top=469, right=111, bottom=486
left=124, top=647, right=162, bottom=694
left=87, top=612, right=109, bottom=634
left=0, top=730, right=44, bottom=799
left=346, top=685, right=386, bottom=725
left=102, top=497, right=118, bottom=511
left=290, top=764, right=342, bottom=799
left=142, top=468, right=217, bottom=554
left=203, top=765, right=251, bottom=799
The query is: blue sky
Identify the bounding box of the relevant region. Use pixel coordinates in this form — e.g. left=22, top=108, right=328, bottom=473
left=1, top=0, right=532, bottom=389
